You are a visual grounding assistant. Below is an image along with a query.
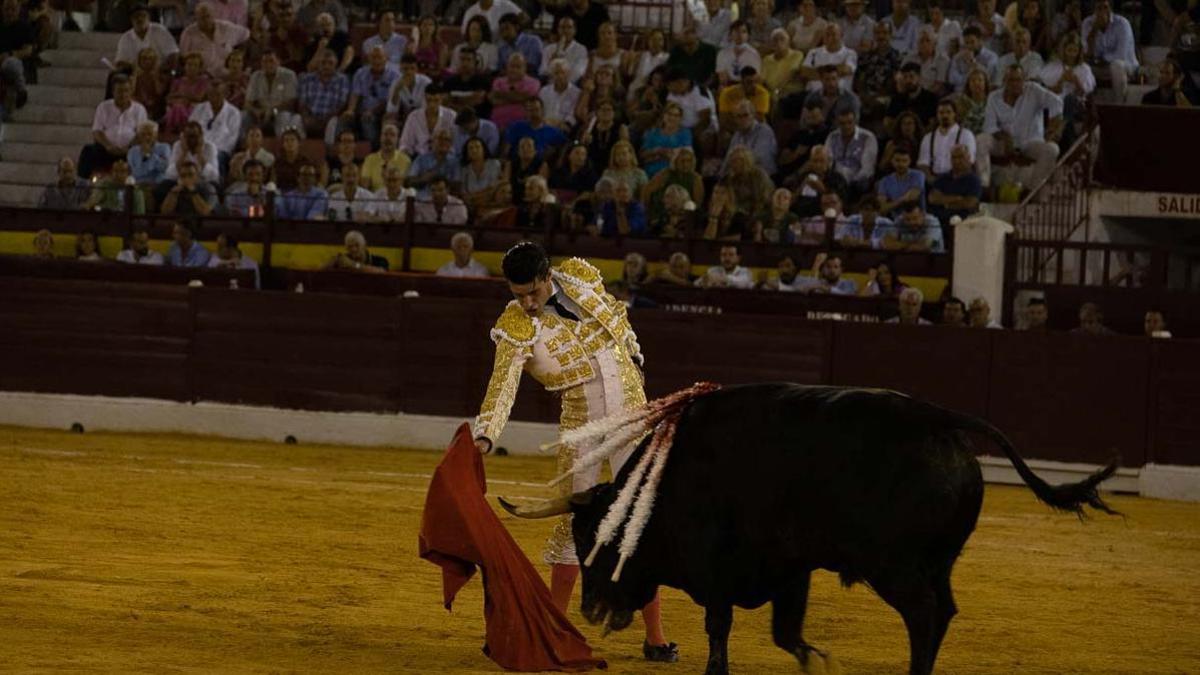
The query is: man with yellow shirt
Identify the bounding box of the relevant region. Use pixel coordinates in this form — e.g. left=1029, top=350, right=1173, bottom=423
left=359, top=123, right=411, bottom=191
left=717, top=66, right=771, bottom=129
left=761, top=28, right=806, bottom=100
left=472, top=242, right=678, bottom=663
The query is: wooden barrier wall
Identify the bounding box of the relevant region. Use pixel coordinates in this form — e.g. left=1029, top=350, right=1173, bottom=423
left=2, top=277, right=1197, bottom=468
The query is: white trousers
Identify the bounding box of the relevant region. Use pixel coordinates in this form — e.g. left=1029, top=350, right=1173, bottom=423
left=976, top=133, right=1060, bottom=189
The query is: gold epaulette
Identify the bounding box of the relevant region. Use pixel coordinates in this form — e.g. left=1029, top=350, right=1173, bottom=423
left=490, top=301, right=540, bottom=347
left=554, top=257, right=604, bottom=289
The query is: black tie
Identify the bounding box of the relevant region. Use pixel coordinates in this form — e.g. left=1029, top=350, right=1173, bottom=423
left=546, top=294, right=580, bottom=322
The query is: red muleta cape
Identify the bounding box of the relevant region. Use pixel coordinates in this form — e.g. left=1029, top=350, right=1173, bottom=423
left=418, top=423, right=606, bottom=672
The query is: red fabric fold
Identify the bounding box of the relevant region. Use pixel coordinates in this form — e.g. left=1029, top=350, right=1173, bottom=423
left=419, top=423, right=606, bottom=672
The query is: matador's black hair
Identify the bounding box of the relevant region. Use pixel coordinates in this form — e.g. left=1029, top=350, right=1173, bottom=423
left=502, top=241, right=550, bottom=284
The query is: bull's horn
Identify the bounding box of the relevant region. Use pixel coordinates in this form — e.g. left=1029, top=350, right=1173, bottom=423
left=497, top=496, right=572, bottom=519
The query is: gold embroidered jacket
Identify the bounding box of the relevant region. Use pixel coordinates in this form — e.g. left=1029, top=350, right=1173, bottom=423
left=473, top=258, right=644, bottom=443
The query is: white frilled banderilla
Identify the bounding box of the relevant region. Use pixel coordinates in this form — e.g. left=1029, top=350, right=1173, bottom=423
left=532, top=382, right=721, bottom=582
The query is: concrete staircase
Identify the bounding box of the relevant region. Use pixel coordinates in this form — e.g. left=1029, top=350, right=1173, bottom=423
left=0, top=30, right=116, bottom=206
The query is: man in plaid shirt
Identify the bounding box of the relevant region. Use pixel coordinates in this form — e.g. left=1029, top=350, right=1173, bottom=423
left=298, top=48, right=351, bottom=139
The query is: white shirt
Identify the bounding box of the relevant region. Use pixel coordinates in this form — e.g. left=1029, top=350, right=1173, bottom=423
left=188, top=100, right=242, bottom=154
left=715, top=44, right=762, bottom=82
left=667, top=86, right=718, bottom=132
left=838, top=15, right=876, bottom=53
left=207, top=253, right=260, bottom=288
left=116, top=249, right=164, bottom=265
left=803, top=45, right=858, bottom=92
left=540, top=40, right=588, bottom=83
left=115, top=23, right=179, bottom=65
left=918, top=123, right=977, bottom=175
left=983, top=82, right=1063, bottom=148
left=926, top=19, right=962, bottom=58
left=327, top=186, right=377, bottom=218
left=538, top=82, right=580, bottom=128
left=372, top=188, right=410, bottom=221
left=92, top=99, right=148, bottom=149
left=1037, top=61, right=1096, bottom=97
left=386, top=74, right=432, bottom=117
left=436, top=258, right=490, bottom=278
left=165, top=140, right=221, bottom=183
left=697, top=265, right=754, bottom=289
left=413, top=195, right=469, bottom=225
left=990, top=51, right=1045, bottom=86
left=398, top=105, right=457, bottom=157
left=460, top=0, right=522, bottom=36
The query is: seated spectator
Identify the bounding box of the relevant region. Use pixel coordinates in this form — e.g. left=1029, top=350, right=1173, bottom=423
left=665, top=70, right=717, bottom=142
left=179, top=2, right=249, bottom=77
left=372, top=165, right=410, bottom=222
left=189, top=83, right=241, bottom=168
left=957, top=68, right=991, bottom=135
left=267, top=1, right=309, bottom=72
left=925, top=0, right=961, bottom=58
left=581, top=98, right=629, bottom=170
left=637, top=103, right=690, bottom=178
left=977, top=65, right=1063, bottom=190
left=877, top=143, right=926, bottom=217
left=790, top=191, right=850, bottom=245
left=878, top=110, right=923, bottom=172
left=165, top=121, right=221, bottom=185
left=326, top=162, right=374, bottom=221
left=452, top=17, right=499, bottom=76
left=345, top=45, right=400, bottom=148
left=437, top=232, right=489, bottom=278
left=31, top=229, right=54, bottom=258
left=80, top=75, right=148, bottom=180
left=505, top=97, right=568, bottom=159
left=490, top=53, right=539, bottom=131
left=949, top=27, right=998, bottom=92
left=839, top=0, right=876, bottom=51
left=165, top=220, right=212, bottom=266
left=885, top=62, right=940, bottom=133
left=127, top=122, right=171, bottom=187
left=1023, top=296, right=1049, bottom=330
left=779, top=101, right=832, bottom=174
left=1081, top=0, right=1136, bottom=102
left=446, top=50, right=493, bottom=121
left=161, top=161, right=217, bottom=216
left=845, top=194, right=893, bottom=247
left=1071, top=301, right=1114, bottom=335
left=627, top=28, right=669, bottom=94
left=942, top=297, right=967, bottom=326
left=298, top=0, right=349, bottom=36
left=0, top=0, right=36, bottom=119
left=825, top=108, right=878, bottom=196
left=599, top=179, right=646, bottom=236
left=453, top=108, right=499, bottom=159
left=229, top=126, right=275, bottom=184
left=362, top=11, right=407, bottom=66
left=298, top=48, right=350, bottom=139
left=399, top=84, right=456, bottom=158
left=904, top=28, right=951, bottom=97
left=575, top=64, right=625, bottom=123
left=758, top=188, right=801, bottom=243
left=800, top=23, right=857, bottom=93
left=928, top=144, right=982, bottom=224
left=718, top=66, right=771, bottom=127
left=650, top=183, right=698, bottom=237
left=701, top=182, right=752, bottom=240
left=855, top=22, right=902, bottom=119
left=969, top=297, right=1003, bottom=328
left=1144, top=309, right=1170, bottom=338
left=540, top=16, right=587, bottom=82
left=764, top=255, right=819, bottom=292
left=207, top=233, right=260, bottom=288
left=666, top=25, right=717, bottom=87
left=539, top=59, right=581, bottom=131
left=645, top=146, right=704, bottom=222
left=798, top=64, right=861, bottom=125
left=886, top=286, right=931, bottom=324
left=221, top=50, right=248, bottom=108
left=884, top=0, right=922, bottom=54
left=276, top=161, right=328, bottom=219
left=1141, top=57, right=1198, bottom=106
left=131, top=47, right=169, bottom=121
left=413, top=176, right=469, bottom=225
left=587, top=21, right=627, bottom=87
left=461, top=0, right=523, bottom=35
left=724, top=100, right=778, bottom=176
left=361, top=123, right=411, bottom=192
left=966, top=0, right=1007, bottom=53
left=697, top=0, right=733, bottom=48
left=761, top=28, right=805, bottom=101
left=509, top=135, right=547, bottom=203
left=716, top=20, right=762, bottom=86
left=723, top=146, right=773, bottom=218
left=408, top=128, right=461, bottom=193
left=918, top=98, right=977, bottom=178
left=82, top=159, right=145, bottom=214
left=653, top=251, right=697, bottom=286
left=601, top=139, right=648, bottom=198
left=244, top=50, right=300, bottom=137
left=115, top=3, right=179, bottom=71
left=39, top=157, right=90, bottom=210
left=411, top=16, right=449, bottom=77
left=860, top=258, right=906, bottom=296
left=1038, top=32, right=1095, bottom=148
left=696, top=244, right=755, bottom=288
left=461, top=136, right=505, bottom=210
left=745, top=0, right=780, bottom=51
left=784, top=145, right=848, bottom=217
left=164, top=52, right=211, bottom=134
left=303, top=12, right=353, bottom=75
left=496, top=12, right=541, bottom=75
left=326, top=230, right=388, bottom=272
left=270, top=128, right=307, bottom=190
left=116, top=226, right=164, bottom=265
left=991, top=27, right=1044, bottom=87
left=788, top=0, right=828, bottom=51
left=518, top=174, right=562, bottom=231
left=325, top=129, right=360, bottom=186
left=224, top=159, right=269, bottom=216
left=875, top=201, right=945, bottom=251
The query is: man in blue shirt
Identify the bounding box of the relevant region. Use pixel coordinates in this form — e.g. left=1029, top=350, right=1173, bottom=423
left=407, top=128, right=461, bottom=194
left=1082, top=0, right=1137, bottom=102
left=496, top=13, right=542, bottom=75
left=503, top=97, right=567, bottom=159
left=877, top=143, right=925, bottom=217
left=276, top=162, right=329, bottom=220
left=344, top=45, right=400, bottom=148
left=453, top=108, right=500, bottom=157
left=928, top=144, right=982, bottom=225
left=166, top=221, right=212, bottom=267
left=874, top=201, right=946, bottom=252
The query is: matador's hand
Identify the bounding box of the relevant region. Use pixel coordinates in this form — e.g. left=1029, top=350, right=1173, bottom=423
left=475, top=438, right=493, bottom=454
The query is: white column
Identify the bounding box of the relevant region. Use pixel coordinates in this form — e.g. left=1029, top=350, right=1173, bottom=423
left=951, top=215, right=1014, bottom=319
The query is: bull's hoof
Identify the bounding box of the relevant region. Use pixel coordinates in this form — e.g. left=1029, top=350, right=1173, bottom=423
left=796, top=646, right=840, bottom=675
left=643, top=640, right=680, bottom=663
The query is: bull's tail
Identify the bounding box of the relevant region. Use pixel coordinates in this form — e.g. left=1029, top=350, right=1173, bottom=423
left=946, top=410, right=1121, bottom=517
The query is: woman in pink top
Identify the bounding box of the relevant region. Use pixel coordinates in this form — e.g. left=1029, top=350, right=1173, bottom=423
left=164, top=52, right=211, bottom=134
left=489, top=53, right=539, bottom=131
left=411, top=15, right=448, bottom=77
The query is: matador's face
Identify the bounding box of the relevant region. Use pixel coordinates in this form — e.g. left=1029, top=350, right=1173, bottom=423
left=509, top=275, right=554, bottom=318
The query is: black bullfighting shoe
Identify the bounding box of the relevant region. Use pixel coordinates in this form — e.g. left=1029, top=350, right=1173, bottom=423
left=643, top=640, right=680, bottom=663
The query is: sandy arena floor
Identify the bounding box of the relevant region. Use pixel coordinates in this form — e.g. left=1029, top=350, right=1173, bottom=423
left=1, top=426, right=1198, bottom=674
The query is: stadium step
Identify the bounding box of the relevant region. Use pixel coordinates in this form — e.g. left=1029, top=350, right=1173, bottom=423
left=0, top=183, right=48, bottom=207
left=38, top=66, right=110, bottom=87
left=0, top=161, right=60, bottom=186
left=1, top=142, right=84, bottom=165
left=2, top=123, right=94, bottom=146
left=57, top=30, right=121, bottom=53
left=26, top=84, right=106, bottom=106
left=41, top=47, right=108, bottom=69
left=12, top=104, right=96, bottom=126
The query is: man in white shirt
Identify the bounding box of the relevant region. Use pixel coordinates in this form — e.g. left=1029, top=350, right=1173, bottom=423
left=326, top=162, right=375, bottom=221
left=883, top=0, right=922, bottom=55
left=116, top=227, right=165, bottom=265
left=925, top=0, right=962, bottom=58
left=79, top=75, right=148, bottom=179
left=538, top=58, right=580, bottom=131
left=399, top=84, right=456, bottom=157
left=715, top=20, right=761, bottom=85
left=413, top=176, right=469, bottom=225
left=824, top=108, right=878, bottom=194
left=837, top=0, right=876, bottom=53
left=666, top=70, right=718, bottom=135
left=178, top=2, right=249, bottom=77
left=539, top=16, right=587, bottom=83
left=696, top=244, right=754, bottom=289
left=990, top=27, right=1043, bottom=86
left=207, top=234, right=260, bottom=288
left=1081, top=0, right=1138, bottom=102
left=977, top=65, right=1063, bottom=188
left=801, top=23, right=857, bottom=93
left=949, top=26, right=998, bottom=92
left=114, top=3, right=179, bottom=69
left=918, top=98, right=976, bottom=178
left=165, top=121, right=221, bottom=184
left=436, top=231, right=490, bottom=278
left=460, top=0, right=524, bottom=36
left=189, top=84, right=241, bottom=165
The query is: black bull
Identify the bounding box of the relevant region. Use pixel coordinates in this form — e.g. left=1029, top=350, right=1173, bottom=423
left=501, top=384, right=1119, bottom=675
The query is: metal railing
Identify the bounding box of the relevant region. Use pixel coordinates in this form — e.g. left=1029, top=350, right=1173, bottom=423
left=1009, top=128, right=1097, bottom=243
